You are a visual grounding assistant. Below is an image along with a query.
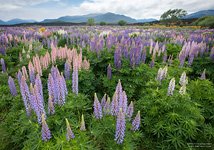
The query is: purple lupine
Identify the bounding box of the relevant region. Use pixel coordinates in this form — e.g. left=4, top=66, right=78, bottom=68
left=126, top=101, right=134, bottom=120
left=29, top=66, right=35, bottom=84
left=93, top=93, right=103, bottom=119
left=114, top=46, right=122, bottom=69
left=48, top=73, right=57, bottom=104
left=17, top=70, right=22, bottom=85
left=168, top=78, right=175, bottom=96
left=116, top=80, right=123, bottom=113
left=65, top=118, right=75, bottom=140
left=101, top=94, right=106, bottom=107
left=34, top=84, right=46, bottom=123
left=122, top=91, right=127, bottom=114
left=210, top=47, right=214, bottom=60
left=58, top=74, right=66, bottom=106
left=1, top=58, right=6, bottom=72
left=111, top=92, right=118, bottom=116
left=107, top=64, right=112, bottom=80
left=115, top=108, right=126, bottom=144
left=72, top=65, right=78, bottom=95
left=61, top=73, right=68, bottom=95
left=35, top=74, right=44, bottom=104
left=80, top=114, right=86, bottom=131
left=8, top=76, right=17, bottom=96
left=200, top=69, right=206, bottom=80
left=131, top=111, right=141, bottom=131
left=20, top=76, right=31, bottom=116
left=103, top=97, right=111, bottom=115
left=41, top=114, right=51, bottom=141
left=48, top=95, right=55, bottom=115
left=64, top=61, right=70, bottom=80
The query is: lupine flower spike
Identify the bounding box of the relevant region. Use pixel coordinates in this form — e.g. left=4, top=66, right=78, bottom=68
left=168, top=78, right=175, bottom=96
left=132, top=111, right=141, bottom=131
left=200, top=69, right=206, bottom=80
left=93, top=93, right=103, bottom=119
left=115, top=108, right=126, bottom=144
left=65, top=118, right=75, bottom=141
left=8, top=76, right=17, bottom=96
left=80, top=114, right=86, bottom=131
left=126, top=101, right=134, bottom=120
left=41, top=114, right=51, bottom=141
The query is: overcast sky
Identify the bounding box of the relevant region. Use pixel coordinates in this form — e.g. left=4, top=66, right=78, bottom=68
left=1, top=0, right=214, bottom=21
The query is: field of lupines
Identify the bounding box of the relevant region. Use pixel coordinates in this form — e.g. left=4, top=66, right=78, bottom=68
left=0, top=26, right=214, bottom=150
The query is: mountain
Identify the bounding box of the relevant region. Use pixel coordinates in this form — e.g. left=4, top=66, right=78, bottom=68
left=183, top=10, right=214, bottom=19
left=137, top=18, right=157, bottom=23
left=43, top=12, right=137, bottom=23
left=0, top=19, right=36, bottom=25
left=0, top=20, right=5, bottom=25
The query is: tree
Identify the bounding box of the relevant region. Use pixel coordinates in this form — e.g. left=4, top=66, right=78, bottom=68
left=118, top=20, right=127, bottom=26
left=87, top=18, right=95, bottom=26
left=160, top=9, right=187, bottom=25
left=100, top=21, right=107, bottom=26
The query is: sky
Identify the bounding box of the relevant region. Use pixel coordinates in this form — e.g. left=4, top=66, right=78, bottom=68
left=0, top=0, right=214, bottom=21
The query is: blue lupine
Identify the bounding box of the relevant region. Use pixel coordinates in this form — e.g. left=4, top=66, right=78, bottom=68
left=131, top=111, right=141, bottom=131
left=65, top=118, right=75, bottom=140
left=17, top=70, right=22, bottom=85
left=64, top=61, right=70, bottom=80
left=101, top=93, right=106, bottom=108
left=111, top=92, right=118, bottom=116
left=41, top=114, right=51, bottom=141
left=1, top=58, right=6, bottom=72
left=93, top=93, right=103, bottom=119
left=8, top=76, right=17, bottom=96
left=126, top=101, right=134, bottom=120
left=48, top=95, right=55, bottom=115
left=115, top=108, right=126, bottom=144
left=107, top=64, right=112, bottom=80
left=20, top=76, right=31, bottom=116
left=72, top=66, right=78, bottom=95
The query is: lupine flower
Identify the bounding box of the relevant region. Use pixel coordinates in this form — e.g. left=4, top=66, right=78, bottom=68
left=34, top=84, right=46, bottom=123
left=132, top=111, right=141, bottom=131
left=168, top=78, right=176, bottom=96
left=20, top=76, right=32, bottom=116
left=111, top=92, right=118, bottom=116
left=101, top=93, right=106, bottom=107
left=115, top=108, right=126, bottom=144
left=48, top=95, right=55, bottom=115
left=162, top=66, right=168, bottom=79
left=200, top=69, right=206, bottom=80
left=41, top=114, right=51, bottom=141
left=179, top=71, right=188, bottom=86
left=156, top=68, right=163, bottom=82
left=17, top=70, right=23, bottom=85
left=179, top=85, right=186, bottom=95
left=72, top=65, right=78, bottom=95
left=103, top=97, right=111, bottom=115
left=58, top=74, right=66, bottom=106
left=1, top=58, right=6, bottom=72
left=107, top=64, right=112, bottom=79
left=122, top=91, right=127, bottom=114
left=80, top=114, right=86, bottom=131
left=64, top=61, right=70, bottom=80
left=65, top=118, right=75, bottom=141
left=126, top=101, right=134, bottom=120
left=93, top=93, right=103, bottom=119
left=8, top=76, right=17, bottom=96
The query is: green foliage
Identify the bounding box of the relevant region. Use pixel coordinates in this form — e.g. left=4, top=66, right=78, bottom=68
left=193, top=16, right=214, bottom=28
left=87, top=18, right=95, bottom=26
left=118, top=20, right=127, bottom=26
left=100, top=21, right=107, bottom=26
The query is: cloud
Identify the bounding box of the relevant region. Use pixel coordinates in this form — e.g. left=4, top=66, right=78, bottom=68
left=0, top=0, right=214, bottom=21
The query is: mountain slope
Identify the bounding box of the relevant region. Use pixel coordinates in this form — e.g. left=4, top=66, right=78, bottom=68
left=183, top=10, right=214, bottom=19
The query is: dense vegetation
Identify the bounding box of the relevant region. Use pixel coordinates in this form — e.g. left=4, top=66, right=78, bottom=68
left=0, top=26, right=214, bottom=150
